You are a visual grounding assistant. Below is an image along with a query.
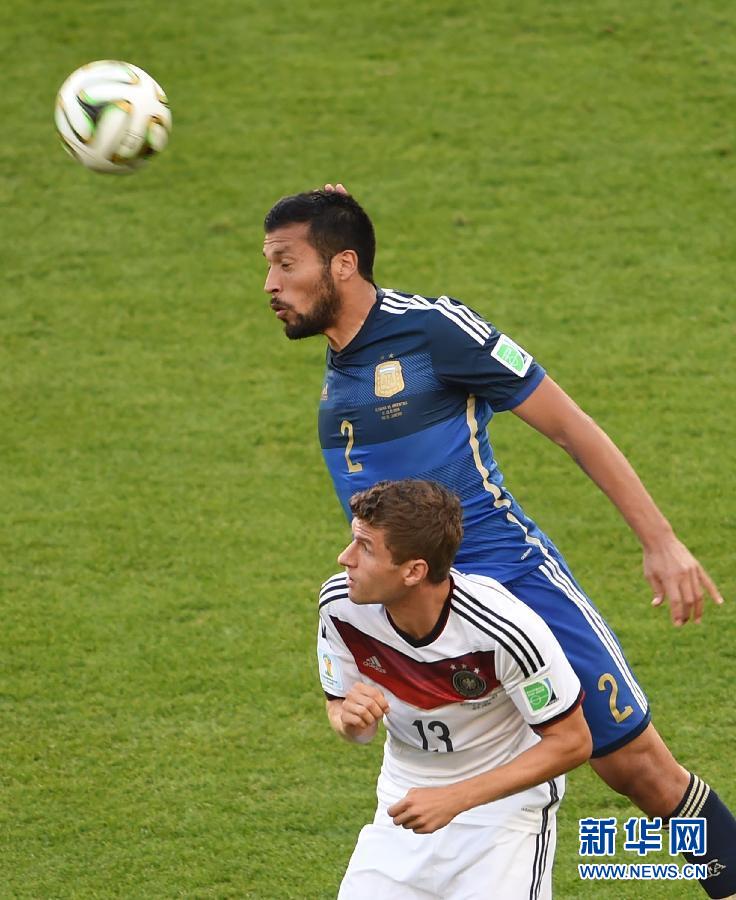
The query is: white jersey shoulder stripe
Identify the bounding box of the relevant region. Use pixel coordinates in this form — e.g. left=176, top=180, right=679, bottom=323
left=453, top=583, right=545, bottom=670
left=451, top=598, right=539, bottom=679
left=321, top=571, right=347, bottom=589
left=380, top=290, right=491, bottom=347
left=452, top=588, right=544, bottom=677
left=380, top=290, right=491, bottom=345
left=436, top=295, right=492, bottom=340
left=319, top=572, right=349, bottom=606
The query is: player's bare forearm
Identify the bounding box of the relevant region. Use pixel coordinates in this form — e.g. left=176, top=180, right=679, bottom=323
left=388, top=707, right=591, bottom=834
left=513, top=376, right=671, bottom=541
left=513, top=376, right=723, bottom=623
left=326, top=683, right=389, bottom=745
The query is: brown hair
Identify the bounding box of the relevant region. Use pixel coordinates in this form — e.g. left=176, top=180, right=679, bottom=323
left=349, top=480, right=463, bottom=584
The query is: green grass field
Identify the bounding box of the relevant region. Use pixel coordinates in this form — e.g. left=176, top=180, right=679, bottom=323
left=2, top=0, right=735, bottom=896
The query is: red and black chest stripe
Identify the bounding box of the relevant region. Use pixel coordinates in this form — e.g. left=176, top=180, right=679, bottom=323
left=331, top=617, right=500, bottom=710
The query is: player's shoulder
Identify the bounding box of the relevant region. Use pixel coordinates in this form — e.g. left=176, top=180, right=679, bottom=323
left=452, top=569, right=522, bottom=607
left=378, top=288, right=495, bottom=347
left=318, top=572, right=385, bottom=632
left=451, top=570, right=551, bottom=634
left=318, top=571, right=350, bottom=608
left=450, top=570, right=552, bottom=674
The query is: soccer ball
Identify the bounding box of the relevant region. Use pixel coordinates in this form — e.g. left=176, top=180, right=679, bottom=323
left=55, top=60, right=171, bottom=174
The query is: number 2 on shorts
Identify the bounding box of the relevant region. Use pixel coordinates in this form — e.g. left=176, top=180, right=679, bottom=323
left=598, top=672, right=633, bottom=723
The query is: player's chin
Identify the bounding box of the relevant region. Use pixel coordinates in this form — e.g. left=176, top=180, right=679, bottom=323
left=346, top=583, right=367, bottom=604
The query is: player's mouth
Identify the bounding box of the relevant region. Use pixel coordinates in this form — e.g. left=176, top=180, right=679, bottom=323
left=270, top=301, right=289, bottom=320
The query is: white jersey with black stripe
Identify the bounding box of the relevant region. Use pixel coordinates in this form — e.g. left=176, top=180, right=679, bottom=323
left=317, top=568, right=582, bottom=831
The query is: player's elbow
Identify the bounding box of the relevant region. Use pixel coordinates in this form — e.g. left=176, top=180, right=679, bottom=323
left=570, top=726, right=593, bottom=768
left=552, top=409, right=598, bottom=458
left=542, top=708, right=593, bottom=772
left=564, top=715, right=593, bottom=769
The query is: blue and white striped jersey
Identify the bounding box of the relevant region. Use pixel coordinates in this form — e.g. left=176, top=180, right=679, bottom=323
left=318, top=288, right=556, bottom=582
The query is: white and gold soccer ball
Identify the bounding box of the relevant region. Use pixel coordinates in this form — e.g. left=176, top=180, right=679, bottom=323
left=55, top=60, right=172, bottom=174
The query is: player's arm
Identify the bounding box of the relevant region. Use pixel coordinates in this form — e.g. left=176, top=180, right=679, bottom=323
left=388, top=703, right=591, bottom=834
left=512, top=374, right=723, bottom=626
left=326, top=682, right=389, bottom=744
left=318, top=580, right=386, bottom=744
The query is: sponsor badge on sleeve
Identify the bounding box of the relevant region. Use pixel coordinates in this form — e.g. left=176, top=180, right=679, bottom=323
left=318, top=637, right=344, bottom=694
left=491, top=334, right=533, bottom=376
left=521, top=676, right=559, bottom=715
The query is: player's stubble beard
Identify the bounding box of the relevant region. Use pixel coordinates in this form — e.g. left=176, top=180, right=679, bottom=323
left=283, top=266, right=341, bottom=340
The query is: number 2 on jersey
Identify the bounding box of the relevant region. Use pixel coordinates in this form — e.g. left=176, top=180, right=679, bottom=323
left=340, top=420, right=363, bottom=473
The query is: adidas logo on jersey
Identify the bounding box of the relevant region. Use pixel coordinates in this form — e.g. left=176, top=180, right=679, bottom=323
left=363, top=655, right=387, bottom=674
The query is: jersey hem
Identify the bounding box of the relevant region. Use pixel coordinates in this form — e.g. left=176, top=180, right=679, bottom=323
left=590, top=708, right=652, bottom=758
left=493, top=366, right=546, bottom=411
left=533, top=687, right=585, bottom=731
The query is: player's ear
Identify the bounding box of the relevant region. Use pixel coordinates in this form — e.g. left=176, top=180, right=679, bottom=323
left=403, top=559, right=429, bottom=587
left=331, top=249, right=358, bottom=282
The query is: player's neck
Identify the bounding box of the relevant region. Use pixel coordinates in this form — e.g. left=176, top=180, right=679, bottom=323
left=324, top=281, right=378, bottom=352
left=387, top=578, right=452, bottom=641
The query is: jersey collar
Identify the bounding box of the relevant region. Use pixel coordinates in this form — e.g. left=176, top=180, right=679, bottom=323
left=385, top=577, right=455, bottom=647
left=329, top=287, right=384, bottom=359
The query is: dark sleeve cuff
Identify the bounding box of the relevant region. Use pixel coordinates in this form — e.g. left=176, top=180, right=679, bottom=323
left=495, top=366, right=546, bottom=412
left=532, top=687, right=585, bottom=732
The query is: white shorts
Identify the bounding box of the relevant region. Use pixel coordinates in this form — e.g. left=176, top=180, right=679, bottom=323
left=337, top=803, right=556, bottom=900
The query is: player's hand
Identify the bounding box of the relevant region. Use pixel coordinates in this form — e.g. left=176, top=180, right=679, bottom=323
left=645, top=535, right=723, bottom=626
left=323, top=183, right=348, bottom=195
left=387, top=786, right=465, bottom=834
left=340, top=682, right=389, bottom=738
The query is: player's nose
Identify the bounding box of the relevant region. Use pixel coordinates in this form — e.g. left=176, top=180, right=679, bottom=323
left=263, top=267, right=279, bottom=295
left=338, top=542, right=355, bottom=567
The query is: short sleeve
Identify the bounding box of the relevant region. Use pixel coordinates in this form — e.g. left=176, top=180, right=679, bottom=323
left=426, top=297, right=546, bottom=411
left=317, top=588, right=361, bottom=700
left=494, top=602, right=583, bottom=729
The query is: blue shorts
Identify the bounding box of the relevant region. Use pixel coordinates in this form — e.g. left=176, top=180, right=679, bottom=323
left=503, top=556, right=651, bottom=757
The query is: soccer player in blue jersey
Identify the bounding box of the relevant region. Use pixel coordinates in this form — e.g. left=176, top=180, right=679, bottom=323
left=262, top=186, right=735, bottom=898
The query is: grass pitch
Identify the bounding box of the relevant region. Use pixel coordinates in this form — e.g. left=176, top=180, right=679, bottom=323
left=1, top=0, right=734, bottom=896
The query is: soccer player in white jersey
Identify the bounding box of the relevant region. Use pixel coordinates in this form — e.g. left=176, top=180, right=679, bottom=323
left=263, top=185, right=736, bottom=898
left=318, top=479, right=592, bottom=899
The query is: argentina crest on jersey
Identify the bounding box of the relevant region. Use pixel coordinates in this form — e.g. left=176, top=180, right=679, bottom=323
left=374, top=359, right=405, bottom=398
